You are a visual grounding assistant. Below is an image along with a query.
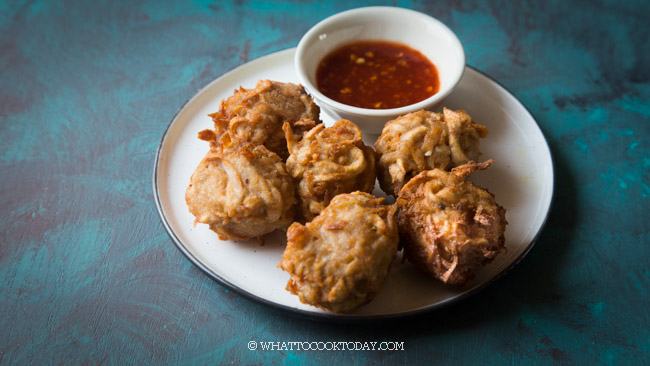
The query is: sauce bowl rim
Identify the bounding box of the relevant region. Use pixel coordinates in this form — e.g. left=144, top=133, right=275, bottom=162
left=295, top=6, right=466, bottom=118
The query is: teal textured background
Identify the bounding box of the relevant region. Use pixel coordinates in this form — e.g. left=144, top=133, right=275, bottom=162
left=1, top=0, right=648, bottom=364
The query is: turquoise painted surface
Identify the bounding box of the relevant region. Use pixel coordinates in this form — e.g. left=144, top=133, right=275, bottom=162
left=1, top=0, right=648, bottom=364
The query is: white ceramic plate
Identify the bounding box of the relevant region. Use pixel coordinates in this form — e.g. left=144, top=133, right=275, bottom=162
left=153, top=48, right=554, bottom=319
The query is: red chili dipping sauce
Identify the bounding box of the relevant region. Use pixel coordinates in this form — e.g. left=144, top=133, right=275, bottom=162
left=316, top=40, right=439, bottom=109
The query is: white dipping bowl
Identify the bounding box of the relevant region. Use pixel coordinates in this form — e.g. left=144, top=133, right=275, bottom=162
left=295, top=6, right=466, bottom=135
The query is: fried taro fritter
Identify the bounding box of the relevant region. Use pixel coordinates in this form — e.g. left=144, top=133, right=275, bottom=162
left=280, top=192, right=398, bottom=313
left=284, top=119, right=376, bottom=221
left=203, top=80, right=321, bottom=160
left=397, top=160, right=506, bottom=286
left=185, top=141, right=296, bottom=241
left=374, top=108, right=488, bottom=196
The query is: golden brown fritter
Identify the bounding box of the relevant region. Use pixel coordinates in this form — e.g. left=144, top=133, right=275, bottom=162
left=203, top=80, right=321, bottom=160
left=284, top=119, right=376, bottom=221
left=279, top=192, right=398, bottom=313
left=396, top=160, right=506, bottom=286
left=185, top=141, right=296, bottom=241
left=374, top=108, right=488, bottom=196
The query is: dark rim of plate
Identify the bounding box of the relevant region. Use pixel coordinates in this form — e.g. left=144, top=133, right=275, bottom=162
left=151, top=48, right=556, bottom=322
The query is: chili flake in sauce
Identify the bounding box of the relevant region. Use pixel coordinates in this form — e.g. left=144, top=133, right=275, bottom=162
left=316, top=40, right=439, bottom=109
